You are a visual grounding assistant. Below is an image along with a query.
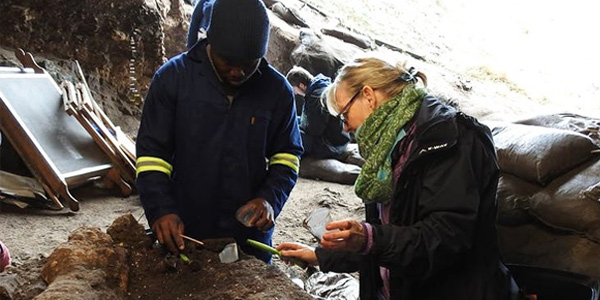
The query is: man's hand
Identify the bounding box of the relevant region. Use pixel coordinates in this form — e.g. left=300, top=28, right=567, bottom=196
left=320, top=219, right=365, bottom=252
left=276, top=242, right=319, bottom=267
left=238, top=197, right=275, bottom=231
left=152, top=213, right=185, bottom=254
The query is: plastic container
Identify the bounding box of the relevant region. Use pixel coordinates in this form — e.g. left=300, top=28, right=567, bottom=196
left=235, top=206, right=255, bottom=227
left=218, top=243, right=238, bottom=264
left=303, top=207, right=333, bottom=241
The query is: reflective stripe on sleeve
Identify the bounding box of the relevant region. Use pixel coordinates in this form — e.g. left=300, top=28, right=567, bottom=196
left=136, top=156, right=173, bottom=177
left=268, top=153, right=300, bottom=173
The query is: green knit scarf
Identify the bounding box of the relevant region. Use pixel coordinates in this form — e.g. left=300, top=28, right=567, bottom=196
left=354, top=86, right=425, bottom=203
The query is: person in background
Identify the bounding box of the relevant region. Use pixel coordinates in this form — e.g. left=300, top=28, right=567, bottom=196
left=278, top=54, right=520, bottom=299
left=136, top=0, right=303, bottom=263
left=286, top=66, right=351, bottom=161
left=0, top=240, right=10, bottom=272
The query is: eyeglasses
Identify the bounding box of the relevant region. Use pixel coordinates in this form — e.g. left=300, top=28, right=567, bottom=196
left=336, top=90, right=360, bottom=124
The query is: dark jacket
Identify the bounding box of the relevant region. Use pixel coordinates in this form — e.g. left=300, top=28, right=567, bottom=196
left=316, top=96, right=514, bottom=299
left=136, top=40, right=303, bottom=262
left=299, top=74, right=350, bottom=159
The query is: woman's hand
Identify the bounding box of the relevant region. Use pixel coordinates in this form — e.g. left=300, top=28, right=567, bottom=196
left=276, top=242, right=319, bottom=267
left=320, top=219, right=365, bottom=252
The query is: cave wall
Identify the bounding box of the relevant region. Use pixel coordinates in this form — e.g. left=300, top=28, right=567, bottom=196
left=0, top=0, right=189, bottom=135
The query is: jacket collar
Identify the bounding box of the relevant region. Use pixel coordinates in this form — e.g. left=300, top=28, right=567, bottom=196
left=306, top=74, right=331, bottom=98
left=410, top=95, right=459, bottom=158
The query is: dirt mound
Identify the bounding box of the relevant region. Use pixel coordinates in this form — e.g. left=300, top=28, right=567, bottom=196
left=0, top=214, right=313, bottom=299
left=0, top=258, right=47, bottom=300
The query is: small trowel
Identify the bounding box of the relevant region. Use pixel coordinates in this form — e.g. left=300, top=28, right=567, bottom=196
left=246, top=239, right=308, bottom=269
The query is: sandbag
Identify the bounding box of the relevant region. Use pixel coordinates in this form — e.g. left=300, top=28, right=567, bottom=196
left=516, top=113, right=600, bottom=146
left=528, top=159, right=600, bottom=242
left=498, top=223, right=600, bottom=281
left=337, top=143, right=365, bottom=167
left=299, top=158, right=361, bottom=185
left=496, top=174, right=540, bottom=226
left=493, top=123, right=598, bottom=185
left=581, top=181, right=600, bottom=202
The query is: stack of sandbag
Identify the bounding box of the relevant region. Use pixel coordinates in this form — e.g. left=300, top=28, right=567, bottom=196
left=493, top=117, right=600, bottom=234
left=492, top=113, right=600, bottom=278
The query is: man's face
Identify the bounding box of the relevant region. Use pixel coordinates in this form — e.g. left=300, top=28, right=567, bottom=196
left=209, top=45, right=260, bottom=87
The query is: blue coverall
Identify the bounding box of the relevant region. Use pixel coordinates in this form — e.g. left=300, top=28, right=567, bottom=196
left=136, top=39, right=303, bottom=262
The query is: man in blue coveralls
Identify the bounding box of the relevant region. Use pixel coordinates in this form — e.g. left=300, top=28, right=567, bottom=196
left=136, top=0, right=303, bottom=262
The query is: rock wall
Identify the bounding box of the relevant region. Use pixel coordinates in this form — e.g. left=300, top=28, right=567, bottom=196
left=0, top=0, right=366, bottom=137
left=0, top=0, right=166, bottom=95
left=0, top=0, right=189, bottom=135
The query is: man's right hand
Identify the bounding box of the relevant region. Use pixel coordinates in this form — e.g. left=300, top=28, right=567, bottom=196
left=152, top=213, right=185, bottom=254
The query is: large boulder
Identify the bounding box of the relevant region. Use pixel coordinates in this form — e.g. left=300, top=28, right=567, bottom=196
left=290, top=29, right=362, bottom=78
left=266, top=9, right=300, bottom=75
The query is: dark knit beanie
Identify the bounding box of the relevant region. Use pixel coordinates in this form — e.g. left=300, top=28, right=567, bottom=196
left=207, top=0, right=270, bottom=62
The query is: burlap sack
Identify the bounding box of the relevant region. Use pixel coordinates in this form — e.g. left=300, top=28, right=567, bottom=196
left=516, top=113, right=600, bottom=146
left=496, top=174, right=540, bottom=226
left=299, top=157, right=361, bottom=185
left=528, top=159, right=600, bottom=242
left=493, top=124, right=598, bottom=185
left=581, top=181, right=600, bottom=202
left=498, top=224, right=600, bottom=281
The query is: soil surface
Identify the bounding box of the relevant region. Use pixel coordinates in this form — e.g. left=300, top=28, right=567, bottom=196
left=126, top=239, right=312, bottom=300
left=0, top=179, right=361, bottom=299
left=107, top=215, right=313, bottom=300
left=1, top=0, right=599, bottom=298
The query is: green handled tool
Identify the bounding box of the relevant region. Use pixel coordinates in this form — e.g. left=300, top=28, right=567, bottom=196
left=245, top=239, right=308, bottom=269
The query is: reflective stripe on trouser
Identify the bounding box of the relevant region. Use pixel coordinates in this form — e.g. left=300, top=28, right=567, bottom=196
left=136, top=156, right=173, bottom=177
left=268, top=153, right=300, bottom=173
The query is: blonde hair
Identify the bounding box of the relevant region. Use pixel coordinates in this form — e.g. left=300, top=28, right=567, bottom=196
left=323, top=54, right=427, bottom=115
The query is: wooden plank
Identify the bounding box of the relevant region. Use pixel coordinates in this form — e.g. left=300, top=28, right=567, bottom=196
left=61, top=81, right=135, bottom=187
left=75, top=92, right=136, bottom=183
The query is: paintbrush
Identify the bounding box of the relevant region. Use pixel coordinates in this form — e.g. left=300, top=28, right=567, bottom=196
left=180, top=234, right=205, bottom=246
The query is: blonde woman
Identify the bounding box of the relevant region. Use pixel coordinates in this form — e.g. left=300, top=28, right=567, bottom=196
left=277, top=55, right=519, bottom=300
